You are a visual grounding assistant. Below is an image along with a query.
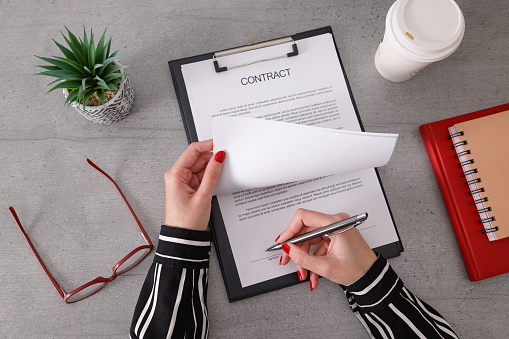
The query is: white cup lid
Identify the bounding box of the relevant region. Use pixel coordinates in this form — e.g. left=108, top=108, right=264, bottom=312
left=389, top=0, right=465, bottom=61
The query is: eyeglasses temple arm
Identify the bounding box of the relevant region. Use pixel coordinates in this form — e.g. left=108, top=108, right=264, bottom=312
left=8, top=206, right=66, bottom=299
left=86, top=159, right=153, bottom=247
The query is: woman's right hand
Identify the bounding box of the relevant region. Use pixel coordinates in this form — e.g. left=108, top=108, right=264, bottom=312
left=278, top=209, right=377, bottom=290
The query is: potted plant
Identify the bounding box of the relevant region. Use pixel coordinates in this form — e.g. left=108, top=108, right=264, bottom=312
left=36, top=27, right=134, bottom=125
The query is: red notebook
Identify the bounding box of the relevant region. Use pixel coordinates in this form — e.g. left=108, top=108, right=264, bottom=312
left=420, top=103, right=509, bottom=281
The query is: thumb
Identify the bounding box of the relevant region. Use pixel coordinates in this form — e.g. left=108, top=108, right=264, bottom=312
left=284, top=244, right=329, bottom=278
left=196, top=150, right=225, bottom=201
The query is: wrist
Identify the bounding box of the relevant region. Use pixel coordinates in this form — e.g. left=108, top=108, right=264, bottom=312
left=342, top=254, right=403, bottom=312
left=351, top=250, right=377, bottom=284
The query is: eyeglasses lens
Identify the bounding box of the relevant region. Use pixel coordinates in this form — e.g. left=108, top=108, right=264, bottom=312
left=66, top=282, right=107, bottom=303
left=116, top=248, right=151, bottom=274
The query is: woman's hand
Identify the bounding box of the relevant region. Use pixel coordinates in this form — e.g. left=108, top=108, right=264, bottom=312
left=164, top=140, right=225, bottom=231
left=278, top=209, right=377, bottom=290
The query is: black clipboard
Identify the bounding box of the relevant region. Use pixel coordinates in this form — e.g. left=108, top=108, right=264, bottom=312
left=168, top=26, right=403, bottom=302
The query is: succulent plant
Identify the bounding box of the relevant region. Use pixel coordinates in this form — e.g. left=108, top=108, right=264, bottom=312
left=36, top=27, right=128, bottom=112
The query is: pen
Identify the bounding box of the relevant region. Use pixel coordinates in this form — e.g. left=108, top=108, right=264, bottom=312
left=266, top=212, right=368, bottom=252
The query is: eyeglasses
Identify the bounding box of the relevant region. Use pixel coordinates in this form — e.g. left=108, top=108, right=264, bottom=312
left=9, top=159, right=154, bottom=303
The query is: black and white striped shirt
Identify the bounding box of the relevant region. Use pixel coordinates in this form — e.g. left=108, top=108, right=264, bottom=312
left=130, top=226, right=458, bottom=338
left=130, top=226, right=211, bottom=339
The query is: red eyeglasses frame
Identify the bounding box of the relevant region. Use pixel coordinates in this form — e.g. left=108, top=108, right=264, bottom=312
left=9, top=158, right=154, bottom=303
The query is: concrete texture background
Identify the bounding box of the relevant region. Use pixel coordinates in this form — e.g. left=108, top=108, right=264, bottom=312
left=1, top=0, right=508, bottom=338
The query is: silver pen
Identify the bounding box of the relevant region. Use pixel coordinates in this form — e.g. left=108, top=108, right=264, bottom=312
left=266, top=212, right=368, bottom=252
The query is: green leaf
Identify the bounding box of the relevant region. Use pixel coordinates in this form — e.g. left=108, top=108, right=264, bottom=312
left=52, top=39, right=78, bottom=63
left=96, top=49, right=124, bottom=76
left=95, top=28, right=108, bottom=63
left=35, top=70, right=83, bottom=80
left=102, top=72, right=124, bottom=82
left=109, top=78, right=125, bottom=85
left=47, top=78, right=64, bottom=86
left=81, top=78, right=87, bottom=92
left=107, top=83, right=118, bottom=91
left=102, top=61, right=127, bottom=73
left=88, top=28, right=96, bottom=69
left=95, top=85, right=111, bottom=91
left=93, top=75, right=110, bottom=89
left=35, top=55, right=75, bottom=72
left=96, top=57, right=115, bottom=76
left=83, top=27, right=89, bottom=56
left=82, top=88, right=97, bottom=112
left=108, top=47, right=125, bottom=60
left=61, top=31, right=86, bottom=65
left=103, top=64, right=128, bottom=77
left=46, top=79, right=83, bottom=94
left=46, top=55, right=89, bottom=75
left=83, top=66, right=91, bottom=73
left=65, top=88, right=79, bottom=106
left=96, top=89, right=105, bottom=104
left=93, top=64, right=104, bottom=70
left=106, top=37, right=111, bottom=59
left=77, top=81, right=85, bottom=102
left=36, top=65, right=61, bottom=71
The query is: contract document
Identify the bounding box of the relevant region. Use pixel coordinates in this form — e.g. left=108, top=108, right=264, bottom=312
left=170, top=27, right=402, bottom=299
left=213, top=117, right=398, bottom=195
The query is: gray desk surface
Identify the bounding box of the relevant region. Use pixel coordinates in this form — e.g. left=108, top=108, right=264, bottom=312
left=1, top=0, right=508, bottom=338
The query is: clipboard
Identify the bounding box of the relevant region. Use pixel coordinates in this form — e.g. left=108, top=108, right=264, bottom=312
left=168, top=27, right=403, bottom=302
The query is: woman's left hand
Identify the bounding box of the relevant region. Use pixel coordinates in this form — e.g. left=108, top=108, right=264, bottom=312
left=164, top=139, right=225, bottom=231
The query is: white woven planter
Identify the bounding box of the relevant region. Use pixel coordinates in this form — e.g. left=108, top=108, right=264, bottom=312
left=63, top=61, right=134, bottom=125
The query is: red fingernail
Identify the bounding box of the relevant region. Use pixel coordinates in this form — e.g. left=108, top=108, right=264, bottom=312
left=215, top=151, right=226, bottom=163
left=275, top=235, right=280, bottom=242
left=282, top=243, right=290, bottom=255
left=310, top=281, right=315, bottom=291
left=298, top=270, right=303, bottom=282
left=279, top=255, right=282, bottom=265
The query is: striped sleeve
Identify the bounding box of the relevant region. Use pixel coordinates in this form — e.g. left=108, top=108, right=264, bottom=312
left=340, top=254, right=459, bottom=339
left=130, top=226, right=211, bottom=339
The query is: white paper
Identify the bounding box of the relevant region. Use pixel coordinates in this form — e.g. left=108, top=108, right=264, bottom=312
left=213, top=117, right=398, bottom=195
left=181, top=33, right=400, bottom=287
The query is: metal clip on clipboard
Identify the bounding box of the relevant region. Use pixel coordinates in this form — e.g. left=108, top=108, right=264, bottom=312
left=213, top=37, right=299, bottom=73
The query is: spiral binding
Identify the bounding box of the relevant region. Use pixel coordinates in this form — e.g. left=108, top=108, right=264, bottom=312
left=454, top=150, right=471, bottom=158
left=482, top=226, right=499, bottom=234
left=450, top=140, right=467, bottom=149
left=450, top=129, right=499, bottom=235
left=475, top=207, right=492, bottom=214
left=448, top=131, right=464, bottom=139
left=461, top=168, right=477, bottom=177
left=468, top=187, right=485, bottom=195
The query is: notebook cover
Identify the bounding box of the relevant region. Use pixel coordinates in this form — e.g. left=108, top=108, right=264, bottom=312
left=169, top=27, right=403, bottom=301
left=419, top=102, right=509, bottom=281
left=451, top=111, right=509, bottom=240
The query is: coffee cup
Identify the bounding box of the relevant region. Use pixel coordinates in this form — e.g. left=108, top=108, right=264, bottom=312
left=375, top=0, right=465, bottom=82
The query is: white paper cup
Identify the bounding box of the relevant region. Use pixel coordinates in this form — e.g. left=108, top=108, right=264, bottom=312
left=375, top=0, right=465, bottom=82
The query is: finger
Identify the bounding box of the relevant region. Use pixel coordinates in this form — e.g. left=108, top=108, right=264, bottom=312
left=174, top=140, right=213, bottom=170
left=189, top=152, right=213, bottom=174
left=280, top=252, right=291, bottom=265
left=167, top=167, right=193, bottom=185
left=188, top=174, right=201, bottom=191
left=309, top=271, right=319, bottom=291
left=196, top=167, right=206, bottom=183
left=277, top=209, right=315, bottom=242
left=313, top=242, right=329, bottom=257
left=195, top=150, right=225, bottom=202
left=309, top=243, right=328, bottom=290
left=283, top=243, right=330, bottom=279
left=297, top=241, right=312, bottom=281
left=278, top=209, right=347, bottom=242
left=280, top=240, right=316, bottom=266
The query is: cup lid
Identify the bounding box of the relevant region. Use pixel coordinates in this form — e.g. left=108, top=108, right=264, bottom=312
left=389, top=0, right=465, bottom=61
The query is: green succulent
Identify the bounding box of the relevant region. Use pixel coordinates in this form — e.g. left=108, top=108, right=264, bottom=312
left=35, top=27, right=128, bottom=112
